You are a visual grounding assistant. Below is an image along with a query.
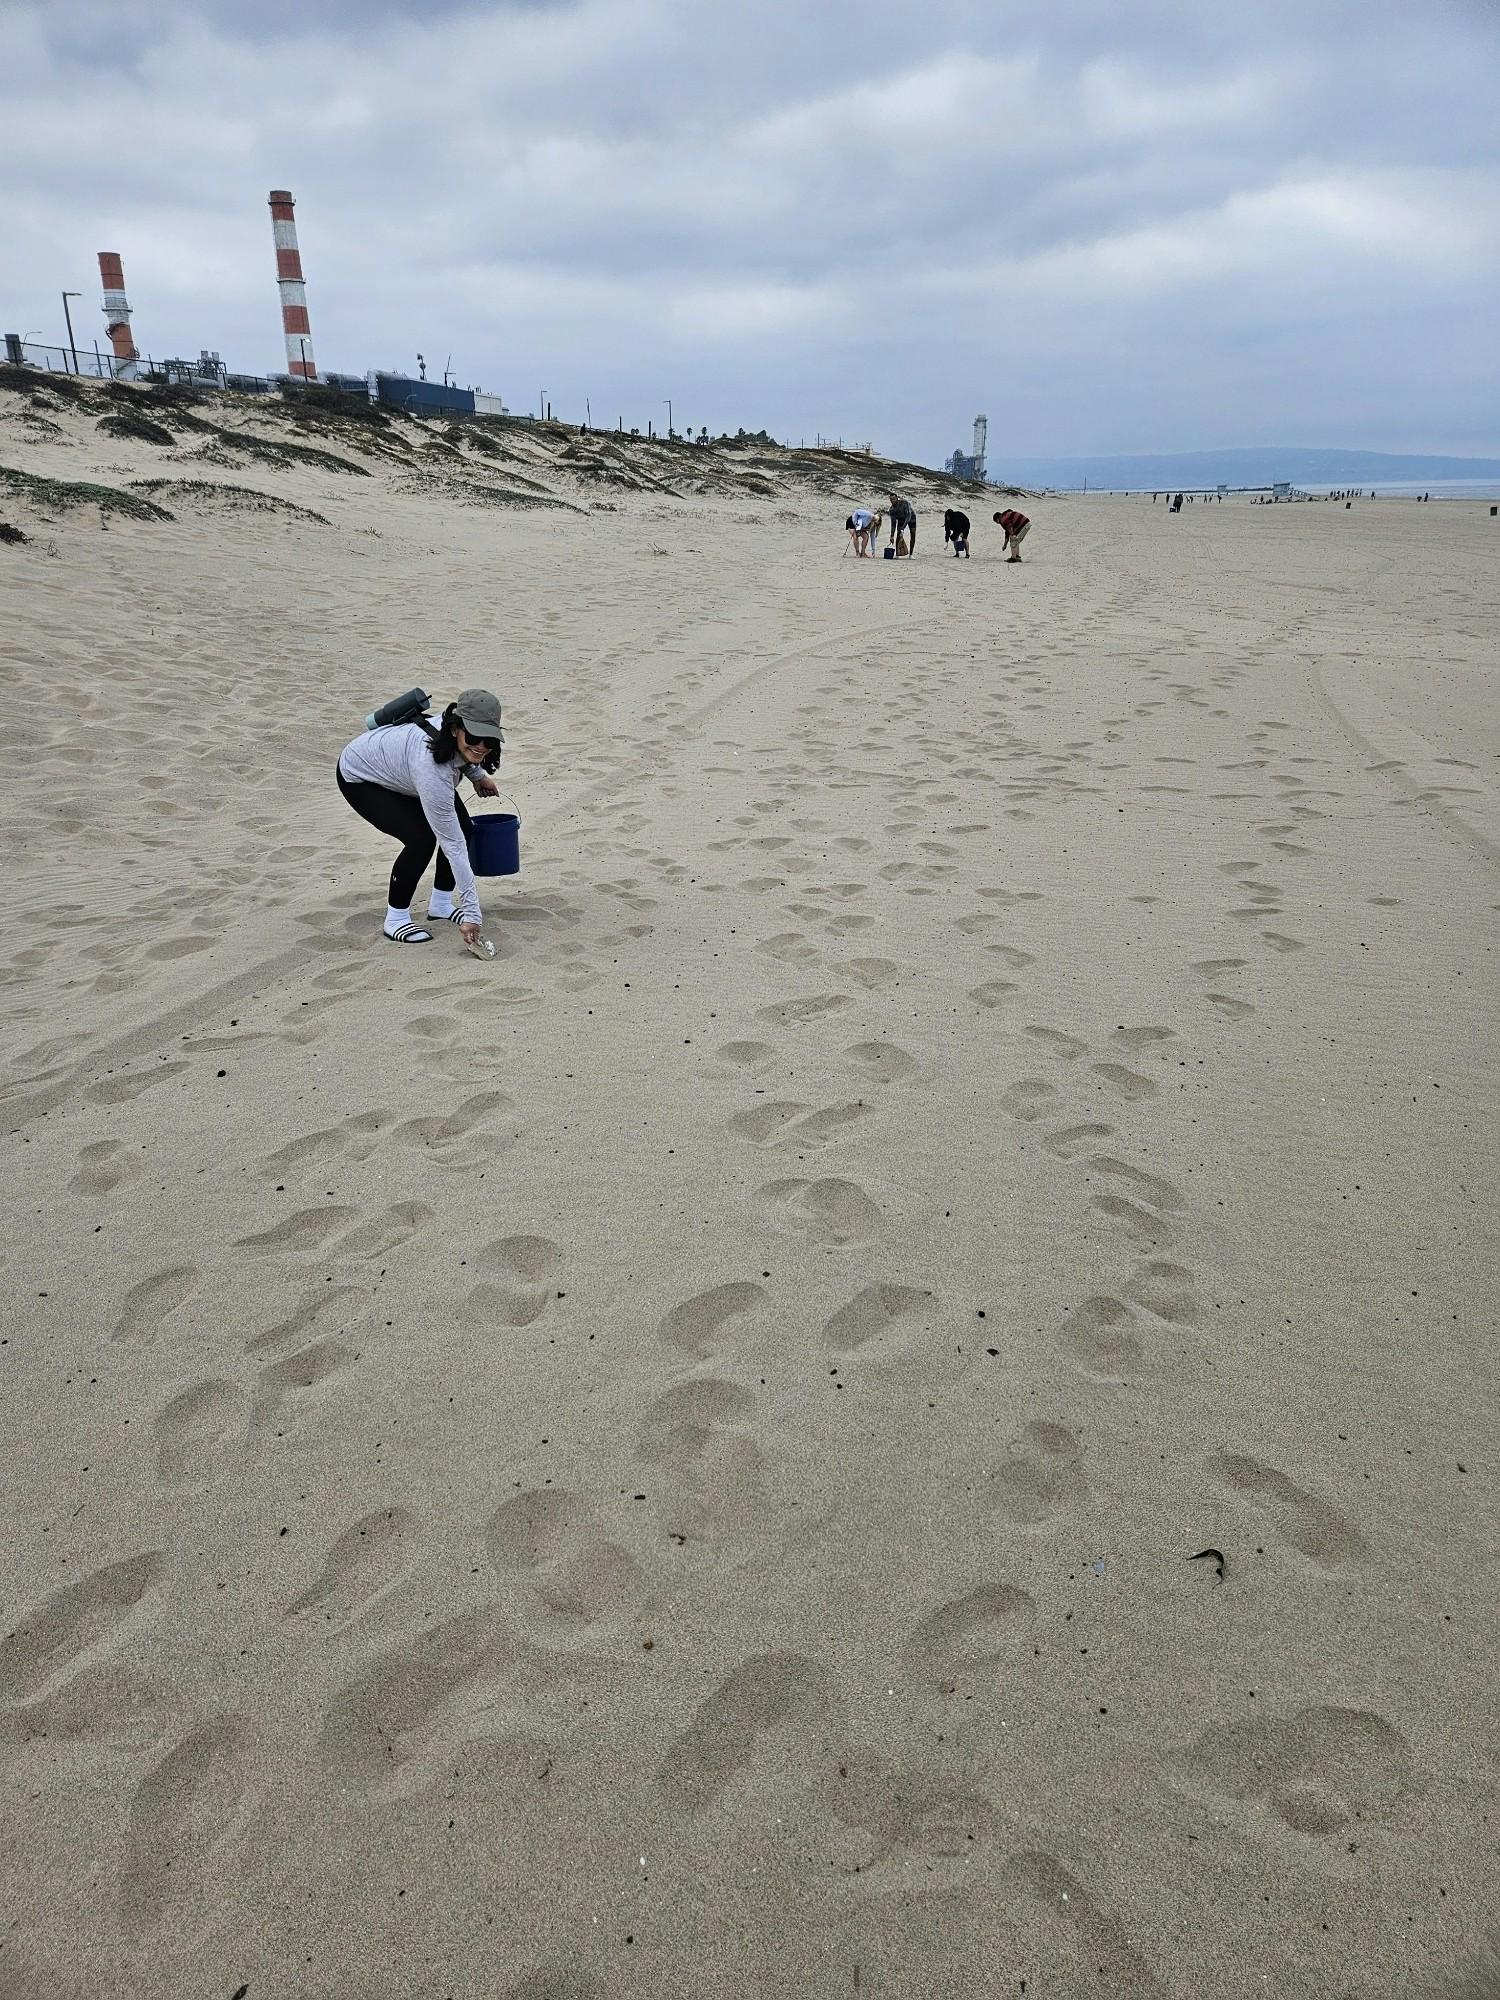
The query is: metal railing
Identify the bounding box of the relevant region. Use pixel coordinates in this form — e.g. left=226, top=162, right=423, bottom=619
left=4, top=339, right=131, bottom=379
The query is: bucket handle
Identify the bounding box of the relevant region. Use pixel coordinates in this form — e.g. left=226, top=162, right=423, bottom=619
left=476, top=791, right=520, bottom=819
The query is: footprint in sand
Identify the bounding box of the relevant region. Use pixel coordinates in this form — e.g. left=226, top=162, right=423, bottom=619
left=820, top=1283, right=936, bottom=1357
left=986, top=1422, right=1085, bottom=1526
left=70, top=1139, right=137, bottom=1196
left=754, top=1177, right=882, bottom=1244
left=844, top=956, right=901, bottom=990
left=244, top=1282, right=363, bottom=1357
left=316, top=1607, right=518, bottom=1798
left=999, top=1079, right=1059, bottom=1122
left=154, top=1380, right=246, bottom=1487
left=842, top=1041, right=917, bottom=1082
left=1044, top=1122, right=1114, bottom=1158
left=1091, top=1062, right=1159, bottom=1102
left=252, top=1337, right=360, bottom=1430
left=0, top=1552, right=164, bottom=1703
left=395, top=1090, right=514, bottom=1165
left=120, top=1716, right=254, bottom=1931
left=716, top=1040, right=777, bottom=1071
left=263, top=1110, right=390, bottom=1175
left=1000, top=1849, right=1163, bottom=1994
left=637, top=1378, right=769, bottom=1541
left=1207, top=992, right=1256, bottom=1020
left=110, top=1266, right=199, bottom=1346
left=755, top=932, right=822, bottom=967
left=87, top=1061, right=187, bottom=1106
left=1207, top=1450, right=1367, bottom=1566
left=1025, top=1027, right=1087, bottom=1061
left=501, top=1968, right=608, bottom=1999
left=1088, top=1156, right=1186, bottom=1212
left=1169, top=1703, right=1413, bottom=1837
left=658, top=1281, right=766, bottom=1359
left=285, top=1508, right=421, bottom=1630
left=904, top=1583, right=1035, bottom=1689
left=329, top=1200, right=434, bottom=1262
left=1124, top=1260, right=1199, bottom=1324
left=756, top=993, right=852, bottom=1028
left=486, top=1490, right=643, bottom=1639
left=466, top=1234, right=562, bottom=1327
left=1111, top=1025, right=1176, bottom=1051
left=234, top=1204, right=357, bottom=1256
left=969, top=979, right=1021, bottom=1010
left=728, top=1099, right=874, bottom=1149
left=657, top=1652, right=834, bottom=1812
left=1058, top=1296, right=1144, bottom=1381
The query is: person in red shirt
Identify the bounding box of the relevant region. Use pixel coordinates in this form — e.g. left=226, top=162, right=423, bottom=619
left=993, top=508, right=1031, bottom=562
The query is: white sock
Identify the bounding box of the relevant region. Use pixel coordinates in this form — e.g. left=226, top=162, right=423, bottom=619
left=427, top=889, right=455, bottom=919
left=384, top=903, right=413, bottom=936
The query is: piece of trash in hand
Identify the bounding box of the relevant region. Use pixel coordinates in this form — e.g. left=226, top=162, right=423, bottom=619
left=465, top=934, right=497, bottom=961
left=1186, top=1547, right=1225, bottom=1581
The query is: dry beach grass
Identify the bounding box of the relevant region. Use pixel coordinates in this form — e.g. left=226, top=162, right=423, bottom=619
left=1, top=377, right=1497, bottom=1998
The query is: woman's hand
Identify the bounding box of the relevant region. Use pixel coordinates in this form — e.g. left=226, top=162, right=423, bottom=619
left=460, top=919, right=482, bottom=946
left=473, top=776, right=499, bottom=797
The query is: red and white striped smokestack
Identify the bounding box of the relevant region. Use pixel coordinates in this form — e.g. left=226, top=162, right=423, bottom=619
left=97, top=252, right=137, bottom=365
left=268, top=189, right=317, bottom=380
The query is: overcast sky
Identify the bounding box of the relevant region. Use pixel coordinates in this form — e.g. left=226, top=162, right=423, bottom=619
left=5, top=0, right=1498, bottom=463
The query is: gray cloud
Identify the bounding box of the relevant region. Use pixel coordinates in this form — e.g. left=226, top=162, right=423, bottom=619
left=4, top=0, right=1497, bottom=458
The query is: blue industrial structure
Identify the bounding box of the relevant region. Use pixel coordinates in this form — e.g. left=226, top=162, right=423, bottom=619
left=369, top=372, right=476, bottom=416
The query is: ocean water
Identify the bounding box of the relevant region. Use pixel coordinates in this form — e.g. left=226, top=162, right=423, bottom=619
left=1312, top=478, right=1496, bottom=500
left=1076, top=479, right=1498, bottom=501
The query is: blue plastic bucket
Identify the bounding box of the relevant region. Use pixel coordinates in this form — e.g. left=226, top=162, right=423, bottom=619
left=468, top=810, right=521, bottom=876
left=883, top=545, right=896, bottom=559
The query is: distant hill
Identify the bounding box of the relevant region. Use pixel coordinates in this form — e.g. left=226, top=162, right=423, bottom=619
left=989, top=447, right=1500, bottom=490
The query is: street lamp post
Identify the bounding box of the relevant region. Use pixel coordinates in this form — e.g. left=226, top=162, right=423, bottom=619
left=539, top=389, right=547, bottom=421
left=664, top=398, right=672, bottom=438
left=61, top=292, right=82, bottom=375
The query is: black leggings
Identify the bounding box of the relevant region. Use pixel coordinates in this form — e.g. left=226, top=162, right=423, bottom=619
left=337, top=766, right=472, bottom=911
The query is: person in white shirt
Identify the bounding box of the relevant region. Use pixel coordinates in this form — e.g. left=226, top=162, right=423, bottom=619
left=844, top=506, right=882, bottom=558
left=336, top=689, right=503, bottom=943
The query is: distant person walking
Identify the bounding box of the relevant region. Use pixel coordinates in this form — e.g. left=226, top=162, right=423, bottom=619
left=943, top=509, right=971, bottom=556
left=993, top=507, right=1031, bottom=562
left=887, top=492, right=917, bottom=557
left=845, top=506, right=881, bottom=558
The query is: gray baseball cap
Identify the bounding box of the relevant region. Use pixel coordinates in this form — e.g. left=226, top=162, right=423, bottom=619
left=453, top=688, right=503, bottom=740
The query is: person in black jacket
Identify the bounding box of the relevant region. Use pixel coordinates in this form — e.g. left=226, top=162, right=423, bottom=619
left=943, top=509, right=971, bottom=556
left=887, top=492, right=917, bottom=556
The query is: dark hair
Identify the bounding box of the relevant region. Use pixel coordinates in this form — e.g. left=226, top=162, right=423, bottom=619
left=428, top=701, right=502, bottom=774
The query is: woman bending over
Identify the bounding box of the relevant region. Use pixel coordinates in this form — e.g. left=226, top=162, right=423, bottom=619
left=337, top=689, right=503, bottom=945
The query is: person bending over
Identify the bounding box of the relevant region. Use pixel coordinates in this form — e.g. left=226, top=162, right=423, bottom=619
left=944, top=508, right=971, bottom=556
left=993, top=507, right=1031, bottom=562
left=888, top=492, right=917, bottom=557
left=846, top=506, right=881, bottom=558
left=337, top=689, right=503, bottom=944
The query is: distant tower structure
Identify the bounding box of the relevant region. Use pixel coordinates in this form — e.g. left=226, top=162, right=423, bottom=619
left=268, top=189, right=317, bottom=380
left=971, top=414, right=988, bottom=483
left=97, top=252, right=139, bottom=376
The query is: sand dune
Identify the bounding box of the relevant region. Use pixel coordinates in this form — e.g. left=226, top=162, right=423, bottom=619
left=1, top=373, right=1497, bottom=1998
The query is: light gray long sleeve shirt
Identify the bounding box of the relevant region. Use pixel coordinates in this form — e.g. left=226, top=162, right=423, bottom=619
left=338, top=720, right=486, bottom=923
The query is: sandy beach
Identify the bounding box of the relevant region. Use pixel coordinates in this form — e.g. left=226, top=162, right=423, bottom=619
left=1, top=377, right=1497, bottom=1999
